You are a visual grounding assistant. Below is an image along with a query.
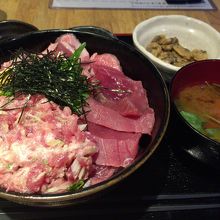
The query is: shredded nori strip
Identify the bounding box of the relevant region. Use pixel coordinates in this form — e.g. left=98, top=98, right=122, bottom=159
left=0, top=43, right=98, bottom=116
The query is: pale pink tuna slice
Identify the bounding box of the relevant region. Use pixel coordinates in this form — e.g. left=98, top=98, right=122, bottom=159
left=55, top=33, right=90, bottom=62
left=41, top=42, right=58, bottom=54
left=89, top=165, right=116, bottom=185
left=91, top=64, right=149, bottom=117
left=86, top=97, right=155, bottom=135
left=0, top=60, right=12, bottom=71
left=90, top=53, right=122, bottom=71
left=88, top=122, right=141, bottom=167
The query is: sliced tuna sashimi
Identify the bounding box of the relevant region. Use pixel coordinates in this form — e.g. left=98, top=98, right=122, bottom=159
left=91, top=64, right=149, bottom=117
left=55, top=34, right=90, bottom=62
left=89, top=165, right=116, bottom=185
left=86, top=97, right=155, bottom=134
left=88, top=122, right=141, bottom=167
left=90, top=53, right=122, bottom=71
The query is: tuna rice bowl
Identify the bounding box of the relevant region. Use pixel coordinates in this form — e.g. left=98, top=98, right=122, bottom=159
left=0, top=33, right=155, bottom=195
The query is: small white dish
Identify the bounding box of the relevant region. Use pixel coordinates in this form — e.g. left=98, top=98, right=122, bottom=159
left=132, top=15, right=220, bottom=82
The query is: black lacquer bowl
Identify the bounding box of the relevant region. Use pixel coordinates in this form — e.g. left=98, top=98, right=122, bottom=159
left=0, top=29, right=170, bottom=207
left=170, top=60, right=220, bottom=170
left=0, top=20, right=38, bottom=44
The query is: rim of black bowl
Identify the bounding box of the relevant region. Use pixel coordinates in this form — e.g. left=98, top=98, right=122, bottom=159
left=0, top=19, right=38, bottom=44
left=69, top=25, right=116, bottom=39
left=170, top=59, right=220, bottom=147
left=0, top=29, right=170, bottom=206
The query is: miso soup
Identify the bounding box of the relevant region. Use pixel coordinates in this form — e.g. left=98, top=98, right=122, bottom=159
left=175, top=82, right=220, bottom=142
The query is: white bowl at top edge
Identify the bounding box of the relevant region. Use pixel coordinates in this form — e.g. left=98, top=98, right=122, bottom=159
left=132, top=15, right=220, bottom=82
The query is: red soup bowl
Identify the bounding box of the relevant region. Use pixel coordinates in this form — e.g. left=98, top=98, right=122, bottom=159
left=170, top=59, right=220, bottom=169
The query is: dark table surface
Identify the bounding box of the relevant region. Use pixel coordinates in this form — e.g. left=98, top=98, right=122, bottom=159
left=0, top=35, right=220, bottom=220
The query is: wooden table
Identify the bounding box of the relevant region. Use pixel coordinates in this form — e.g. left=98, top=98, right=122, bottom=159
left=0, top=0, right=219, bottom=34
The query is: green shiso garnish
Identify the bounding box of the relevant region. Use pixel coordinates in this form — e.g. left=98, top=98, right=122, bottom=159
left=68, top=180, right=85, bottom=192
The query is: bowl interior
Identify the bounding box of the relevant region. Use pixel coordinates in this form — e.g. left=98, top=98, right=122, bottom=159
left=0, top=30, right=170, bottom=206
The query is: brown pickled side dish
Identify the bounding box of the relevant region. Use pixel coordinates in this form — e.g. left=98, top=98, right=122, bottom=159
left=146, top=35, right=208, bottom=67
